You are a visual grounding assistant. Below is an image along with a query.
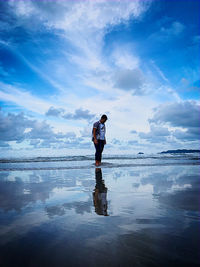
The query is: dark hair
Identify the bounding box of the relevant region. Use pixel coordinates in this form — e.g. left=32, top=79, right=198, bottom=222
left=101, top=114, right=108, bottom=120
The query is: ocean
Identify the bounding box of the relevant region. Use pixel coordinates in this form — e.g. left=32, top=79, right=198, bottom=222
left=0, top=152, right=199, bottom=266
left=0, top=152, right=199, bottom=171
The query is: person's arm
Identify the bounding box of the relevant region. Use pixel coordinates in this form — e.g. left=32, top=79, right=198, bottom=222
left=104, top=125, right=106, bottom=144
left=93, top=127, right=98, bottom=144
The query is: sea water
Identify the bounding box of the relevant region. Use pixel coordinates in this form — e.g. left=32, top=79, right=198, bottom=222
left=0, top=153, right=199, bottom=266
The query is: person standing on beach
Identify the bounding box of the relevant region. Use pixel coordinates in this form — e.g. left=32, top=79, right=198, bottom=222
left=92, top=114, right=107, bottom=166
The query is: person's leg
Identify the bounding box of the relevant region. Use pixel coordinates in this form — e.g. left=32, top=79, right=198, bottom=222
left=94, top=141, right=101, bottom=166
left=99, top=140, right=104, bottom=163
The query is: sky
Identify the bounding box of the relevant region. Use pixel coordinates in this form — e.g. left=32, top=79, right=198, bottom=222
left=0, top=0, right=199, bottom=157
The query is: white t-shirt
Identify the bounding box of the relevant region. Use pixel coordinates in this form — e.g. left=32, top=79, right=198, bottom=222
left=99, top=123, right=105, bottom=140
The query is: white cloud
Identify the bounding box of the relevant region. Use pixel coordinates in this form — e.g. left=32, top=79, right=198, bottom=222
left=2, top=1, right=197, bottom=154
left=8, top=0, right=152, bottom=79
left=62, top=108, right=96, bottom=121
left=45, top=106, right=65, bottom=117
left=0, top=81, right=52, bottom=114
left=111, top=45, right=140, bottom=70
left=29, top=0, right=149, bottom=31
left=4, top=0, right=174, bottom=102
left=8, top=0, right=35, bottom=17
left=113, top=68, right=146, bottom=94
left=150, top=100, right=200, bottom=128
left=148, top=20, right=185, bottom=43
left=0, top=109, right=95, bottom=149
left=139, top=124, right=171, bottom=143
left=150, top=60, right=169, bottom=83
left=137, top=100, right=200, bottom=144
left=161, top=21, right=185, bottom=36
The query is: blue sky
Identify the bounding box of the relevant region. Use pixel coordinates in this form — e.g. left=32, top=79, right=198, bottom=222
left=0, top=0, right=199, bottom=157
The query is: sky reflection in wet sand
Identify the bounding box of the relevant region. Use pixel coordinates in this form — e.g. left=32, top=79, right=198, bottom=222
left=0, top=165, right=199, bottom=266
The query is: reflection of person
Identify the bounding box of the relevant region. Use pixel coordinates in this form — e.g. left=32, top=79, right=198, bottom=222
left=92, top=114, right=107, bottom=166
left=93, top=168, right=108, bottom=216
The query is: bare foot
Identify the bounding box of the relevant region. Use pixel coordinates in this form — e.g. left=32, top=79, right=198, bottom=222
left=95, top=161, right=101, bottom=166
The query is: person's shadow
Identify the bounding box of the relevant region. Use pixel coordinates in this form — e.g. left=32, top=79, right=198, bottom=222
left=93, top=168, right=108, bottom=216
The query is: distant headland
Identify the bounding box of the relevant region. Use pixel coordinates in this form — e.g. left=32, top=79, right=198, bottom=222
left=160, top=149, right=200, bottom=154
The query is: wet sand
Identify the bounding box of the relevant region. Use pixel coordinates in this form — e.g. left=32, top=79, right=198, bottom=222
left=0, top=164, right=199, bottom=266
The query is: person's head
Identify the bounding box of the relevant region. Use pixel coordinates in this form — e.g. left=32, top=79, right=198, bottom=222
left=100, top=114, right=108, bottom=123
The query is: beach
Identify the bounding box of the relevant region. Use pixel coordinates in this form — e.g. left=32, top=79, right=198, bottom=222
left=0, top=153, right=199, bottom=266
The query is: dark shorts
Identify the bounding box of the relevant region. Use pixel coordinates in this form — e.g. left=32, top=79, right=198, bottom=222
left=94, top=139, right=104, bottom=161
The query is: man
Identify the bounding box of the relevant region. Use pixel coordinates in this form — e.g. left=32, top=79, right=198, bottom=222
left=92, top=114, right=107, bottom=166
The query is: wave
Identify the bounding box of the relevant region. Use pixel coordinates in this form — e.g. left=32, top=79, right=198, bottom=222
left=0, top=153, right=199, bottom=164
left=0, top=161, right=199, bottom=172
left=0, top=155, right=93, bottom=163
